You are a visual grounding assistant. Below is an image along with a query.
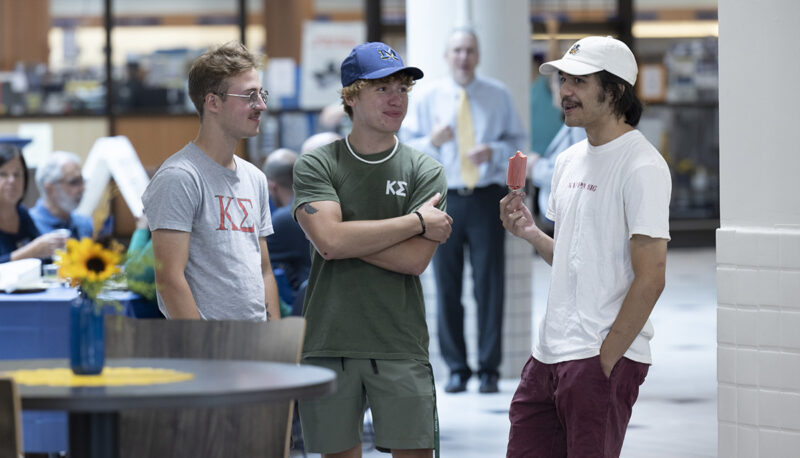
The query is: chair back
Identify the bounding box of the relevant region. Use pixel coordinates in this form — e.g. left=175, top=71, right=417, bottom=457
left=105, top=316, right=306, bottom=458
left=0, top=377, right=23, bottom=458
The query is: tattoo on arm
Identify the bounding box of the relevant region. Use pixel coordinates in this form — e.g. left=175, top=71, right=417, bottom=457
left=303, top=203, right=319, bottom=215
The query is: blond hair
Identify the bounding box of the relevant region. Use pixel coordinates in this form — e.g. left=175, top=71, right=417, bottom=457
left=340, top=73, right=416, bottom=119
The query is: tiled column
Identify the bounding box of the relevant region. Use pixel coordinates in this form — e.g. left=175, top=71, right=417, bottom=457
left=716, top=229, right=800, bottom=457
left=718, top=1, right=800, bottom=455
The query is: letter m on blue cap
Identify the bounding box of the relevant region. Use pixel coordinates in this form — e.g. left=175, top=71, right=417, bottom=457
left=378, top=48, right=399, bottom=61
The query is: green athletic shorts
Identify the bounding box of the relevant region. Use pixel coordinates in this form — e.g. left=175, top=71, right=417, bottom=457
left=298, top=357, right=438, bottom=454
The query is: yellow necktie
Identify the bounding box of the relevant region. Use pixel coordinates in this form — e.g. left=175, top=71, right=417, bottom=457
left=456, top=88, right=479, bottom=189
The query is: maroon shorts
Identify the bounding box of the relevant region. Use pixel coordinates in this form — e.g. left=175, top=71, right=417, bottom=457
left=506, top=355, right=648, bottom=458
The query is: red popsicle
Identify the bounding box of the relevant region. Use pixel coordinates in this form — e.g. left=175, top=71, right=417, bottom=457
left=506, top=150, right=527, bottom=191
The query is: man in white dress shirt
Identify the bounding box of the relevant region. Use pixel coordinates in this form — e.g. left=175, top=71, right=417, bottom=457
left=402, top=28, right=527, bottom=394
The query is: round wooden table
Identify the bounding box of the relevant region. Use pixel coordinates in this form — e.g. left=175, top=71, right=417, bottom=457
left=0, top=358, right=336, bottom=457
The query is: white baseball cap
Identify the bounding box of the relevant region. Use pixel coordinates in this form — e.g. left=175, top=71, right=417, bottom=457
left=539, top=36, right=638, bottom=86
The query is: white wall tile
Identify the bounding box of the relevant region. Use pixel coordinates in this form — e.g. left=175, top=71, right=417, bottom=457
left=758, top=390, right=783, bottom=428
left=736, top=308, right=758, bottom=347
left=758, top=270, right=781, bottom=307
left=736, top=230, right=762, bottom=267
left=718, top=347, right=737, bottom=384
left=757, top=351, right=783, bottom=389
left=718, top=384, right=737, bottom=422
left=718, top=307, right=737, bottom=345
left=780, top=312, right=800, bottom=350
left=758, top=429, right=783, bottom=458
left=717, top=228, right=737, bottom=265
left=737, top=388, right=759, bottom=426
left=780, top=271, right=800, bottom=310
left=736, top=268, right=761, bottom=308
left=717, top=267, right=738, bottom=306
left=781, top=353, right=800, bottom=391
left=779, top=231, right=800, bottom=269
left=782, top=393, right=800, bottom=431
left=779, top=431, right=800, bottom=458
left=719, top=422, right=737, bottom=458
left=757, top=231, right=780, bottom=268
left=736, top=349, right=759, bottom=386
left=757, top=309, right=782, bottom=348
left=737, top=426, right=758, bottom=458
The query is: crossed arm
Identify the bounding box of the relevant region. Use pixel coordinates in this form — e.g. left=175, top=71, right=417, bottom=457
left=295, top=193, right=453, bottom=276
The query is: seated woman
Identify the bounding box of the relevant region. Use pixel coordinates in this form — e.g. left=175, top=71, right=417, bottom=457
left=0, top=144, right=66, bottom=263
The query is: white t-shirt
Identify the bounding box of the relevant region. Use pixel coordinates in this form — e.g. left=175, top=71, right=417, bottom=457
left=142, top=142, right=273, bottom=321
left=534, top=129, right=671, bottom=364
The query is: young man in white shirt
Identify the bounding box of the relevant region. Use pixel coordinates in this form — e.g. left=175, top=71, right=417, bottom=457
left=500, top=36, right=671, bottom=457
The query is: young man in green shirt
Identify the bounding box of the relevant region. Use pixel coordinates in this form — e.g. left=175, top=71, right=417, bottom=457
left=292, top=42, right=453, bottom=458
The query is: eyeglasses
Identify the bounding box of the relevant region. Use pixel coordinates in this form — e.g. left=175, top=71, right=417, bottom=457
left=224, top=89, right=269, bottom=109
left=60, top=176, right=85, bottom=187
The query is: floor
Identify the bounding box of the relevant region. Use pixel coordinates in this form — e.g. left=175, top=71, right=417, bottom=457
left=294, top=247, right=718, bottom=458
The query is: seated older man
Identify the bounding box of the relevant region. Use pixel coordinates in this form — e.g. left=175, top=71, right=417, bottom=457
left=30, top=151, right=93, bottom=239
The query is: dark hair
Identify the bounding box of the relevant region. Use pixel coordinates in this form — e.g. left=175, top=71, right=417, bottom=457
left=0, top=144, right=28, bottom=204
left=597, top=70, right=642, bottom=127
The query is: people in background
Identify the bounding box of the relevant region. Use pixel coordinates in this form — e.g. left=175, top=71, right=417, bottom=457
left=0, top=144, right=66, bottom=263
left=293, top=41, right=452, bottom=457
left=401, top=27, right=527, bottom=394
left=142, top=41, right=280, bottom=321
left=29, top=151, right=93, bottom=240
left=317, top=102, right=350, bottom=136
left=529, top=52, right=563, bottom=157
left=529, top=123, right=586, bottom=233
left=528, top=16, right=566, bottom=156
left=500, top=36, right=671, bottom=457
left=300, top=131, right=342, bottom=155
left=262, top=147, right=309, bottom=315
left=124, top=214, right=156, bottom=301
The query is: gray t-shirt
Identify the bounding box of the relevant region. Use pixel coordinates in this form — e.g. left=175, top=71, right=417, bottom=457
left=142, top=142, right=273, bottom=321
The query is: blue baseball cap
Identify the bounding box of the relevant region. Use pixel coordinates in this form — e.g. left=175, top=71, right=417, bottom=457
left=340, top=42, right=423, bottom=87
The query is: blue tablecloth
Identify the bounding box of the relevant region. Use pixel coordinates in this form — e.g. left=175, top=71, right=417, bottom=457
left=0, top=285, right=155, bottom=452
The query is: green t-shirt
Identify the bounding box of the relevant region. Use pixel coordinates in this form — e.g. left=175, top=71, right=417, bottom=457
left=292, top=138, right=447, bottom=360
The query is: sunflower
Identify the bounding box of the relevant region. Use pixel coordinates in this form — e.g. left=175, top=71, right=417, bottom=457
left=56, top=238, right=123, bottom=299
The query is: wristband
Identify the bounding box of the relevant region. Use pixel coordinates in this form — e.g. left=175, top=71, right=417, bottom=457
left=413, top=210, right=426, bottom=236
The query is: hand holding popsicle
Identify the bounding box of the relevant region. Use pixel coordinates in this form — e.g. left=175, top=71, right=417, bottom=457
left=506, top=150, right=527, bottom=192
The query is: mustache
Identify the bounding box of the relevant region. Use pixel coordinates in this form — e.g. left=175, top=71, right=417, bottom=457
left=561, top=97, right=581, bottom=108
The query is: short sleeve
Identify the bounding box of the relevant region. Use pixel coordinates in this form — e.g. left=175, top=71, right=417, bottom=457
left=406, top=157, right=448, bottom=213
left=545, top=152, right=569, bottom=222
left=623, top=164, right=671, bottom=240
left=142, top=167, right=200, bottom=233
left=291, top=153, right=340, bottom=219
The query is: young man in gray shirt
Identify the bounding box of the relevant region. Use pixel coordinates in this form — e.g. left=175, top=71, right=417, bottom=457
left=142, top=42, right=280, bottom=321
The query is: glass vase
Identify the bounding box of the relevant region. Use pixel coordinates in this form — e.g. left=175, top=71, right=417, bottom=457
left=69, top=291, right=105, bottom=375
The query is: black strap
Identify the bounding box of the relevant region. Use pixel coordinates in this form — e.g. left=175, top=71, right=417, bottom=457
left=413, top=210, right=426, bottom=236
